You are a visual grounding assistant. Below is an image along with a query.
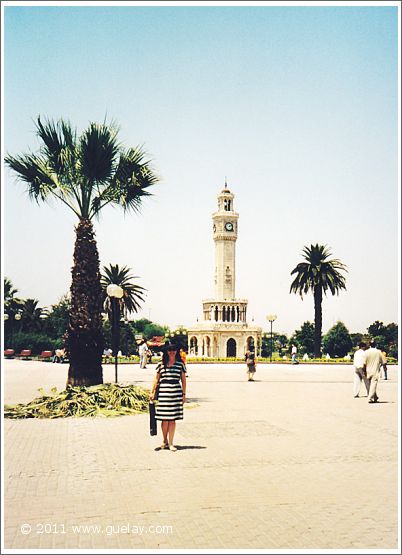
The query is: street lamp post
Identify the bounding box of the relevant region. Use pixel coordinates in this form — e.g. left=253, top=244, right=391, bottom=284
left=4, top=312, right=23, bottom=347
left=106, top=284, right=124, bottom=383
left=13, top=312, right=22, bottom=345
left=39, top=311, right=48, bottom=328
left=4, top=313, right=10, bottom=346
left=266, top=314, right=277, bottom=363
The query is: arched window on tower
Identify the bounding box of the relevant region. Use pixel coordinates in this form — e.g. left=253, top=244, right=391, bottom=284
left=227, top=338, right=236, bottom=357
left=231, top=306, right=235, bottom=322
left=189, top=336, right=198, bottom=356
left=214, top=305, right=218, bottom=322
left=236, top=306, right=240, bottom=322
left=222, top=306, right=226, bottom=322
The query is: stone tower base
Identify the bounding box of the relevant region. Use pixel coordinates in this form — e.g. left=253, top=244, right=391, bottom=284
left=187, top=323, right=262, bottom=358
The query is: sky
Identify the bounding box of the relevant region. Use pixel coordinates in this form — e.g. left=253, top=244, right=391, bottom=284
left=2, top=1, right=400, bottom=336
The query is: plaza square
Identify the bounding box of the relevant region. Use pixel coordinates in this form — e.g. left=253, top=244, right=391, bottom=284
left=3, top=359, right=399, bottom=550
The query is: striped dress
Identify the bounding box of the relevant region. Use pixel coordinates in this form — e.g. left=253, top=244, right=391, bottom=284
left=155, top=361, right=186, bottom=421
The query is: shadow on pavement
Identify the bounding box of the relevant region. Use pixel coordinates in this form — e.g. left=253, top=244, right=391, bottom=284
left=154, top=445, right=207, bottom=451
left=176, top=445, right=207, bottom=450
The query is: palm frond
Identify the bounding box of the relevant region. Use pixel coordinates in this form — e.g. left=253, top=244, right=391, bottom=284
left=36, top=116, right=77, bottom=176
left=89, top=146, right=159, bottom=218
left=79, top=122, right=120, bottom=183
left=5, top=153, right=58, bottom=202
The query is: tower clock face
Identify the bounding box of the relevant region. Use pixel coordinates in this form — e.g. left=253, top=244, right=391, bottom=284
left=225, top=222, right=234, bottom=232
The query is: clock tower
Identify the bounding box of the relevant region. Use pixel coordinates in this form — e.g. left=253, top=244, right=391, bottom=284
left=187, top=183, right=262, bottom=359
left=212, top=188, right=239, bottom=299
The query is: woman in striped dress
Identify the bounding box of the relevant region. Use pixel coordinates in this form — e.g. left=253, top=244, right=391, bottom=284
left=150, top=344, right=187, bottom=451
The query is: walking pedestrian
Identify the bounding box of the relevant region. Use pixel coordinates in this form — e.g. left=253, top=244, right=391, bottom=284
left=353, top=342, right=369, bottom=397
left=245, top=350, right=257, bottom=381
left=364, top=339, right=387, bottom=403
left=138, top=339, right=149, bottom=369
left=149, top=343, right=187, bottom=451
left=381, top=350, right=388, bottom=380
left=291, top=344, right=299, bottom=364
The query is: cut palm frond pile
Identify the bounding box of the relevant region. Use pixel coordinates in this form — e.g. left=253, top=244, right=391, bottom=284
left=4, top=383, right=150, bottom=419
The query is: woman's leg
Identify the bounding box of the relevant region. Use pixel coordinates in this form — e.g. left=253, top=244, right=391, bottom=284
left=161, top=421, right=169, bottom=445
left=168, top=421, right=176, bottom=446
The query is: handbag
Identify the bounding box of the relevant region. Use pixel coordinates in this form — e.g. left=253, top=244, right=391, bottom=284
left=149, top=401, right=157, bottom=436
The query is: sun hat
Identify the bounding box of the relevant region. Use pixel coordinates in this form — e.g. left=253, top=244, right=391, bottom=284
left=163, top=342, right=178, bottom=351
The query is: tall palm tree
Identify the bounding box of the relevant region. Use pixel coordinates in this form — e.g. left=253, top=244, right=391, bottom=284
left=6, top=116, right=159, bottom=385
left=101, top=264, right=146, bottom=319
left=290, top=244, right=347, bottom=357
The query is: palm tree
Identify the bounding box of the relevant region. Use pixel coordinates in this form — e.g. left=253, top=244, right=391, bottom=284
left=20, top=298, right=47, bottom=333
left=290, top=244, right=347, bottom=358
left=101, top=264, right=146, bottom=319
left=6, top=116, right=159, bottom=385
left=4, top=277, right=23, bottom=314
left=4, top=277, right=18, bottom=303
left=4, top=277, right=24, bottom=346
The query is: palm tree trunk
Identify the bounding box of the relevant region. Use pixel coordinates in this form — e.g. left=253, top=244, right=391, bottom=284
left=313, top=285, right=322, bottom=358
left=66, top=219, right=104, bottom=386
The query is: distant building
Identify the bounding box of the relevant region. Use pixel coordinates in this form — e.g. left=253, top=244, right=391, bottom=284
left=187, top=185, right=262, bottom=357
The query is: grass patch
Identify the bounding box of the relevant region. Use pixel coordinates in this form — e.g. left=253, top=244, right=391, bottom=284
left=4, top=383, right=150, bottom=419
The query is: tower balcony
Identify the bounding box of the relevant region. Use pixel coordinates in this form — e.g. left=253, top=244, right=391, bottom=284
left=201, top=298, right=249, bottom=324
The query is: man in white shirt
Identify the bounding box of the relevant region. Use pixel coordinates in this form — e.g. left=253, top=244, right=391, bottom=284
left=353, top=342, right=369, bottom=398
left=364, top=340, right=387, bottom=403
left=138, top=340, right=149, bottom=369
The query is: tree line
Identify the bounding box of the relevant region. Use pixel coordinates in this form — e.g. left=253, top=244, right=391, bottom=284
left=262, top=320, right=398, bottom=360
left=5, top=275, right=397, bottom=361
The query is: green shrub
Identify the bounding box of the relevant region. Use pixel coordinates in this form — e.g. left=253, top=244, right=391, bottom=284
left=322, top=322, right=353, bottom=357
left=10, top=332, right=59, bottom=355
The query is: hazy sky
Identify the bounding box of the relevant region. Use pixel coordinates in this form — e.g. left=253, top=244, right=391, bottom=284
left=2, top=1, right=400, bottom=336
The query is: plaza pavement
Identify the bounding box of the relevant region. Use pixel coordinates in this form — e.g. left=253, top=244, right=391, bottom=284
left=2, top=359, right=400, bottom=551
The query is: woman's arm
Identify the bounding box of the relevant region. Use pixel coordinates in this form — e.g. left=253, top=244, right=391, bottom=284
left=149, top=372, right=160, bottom=401
left=181, top=370, right=187, bottom=402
